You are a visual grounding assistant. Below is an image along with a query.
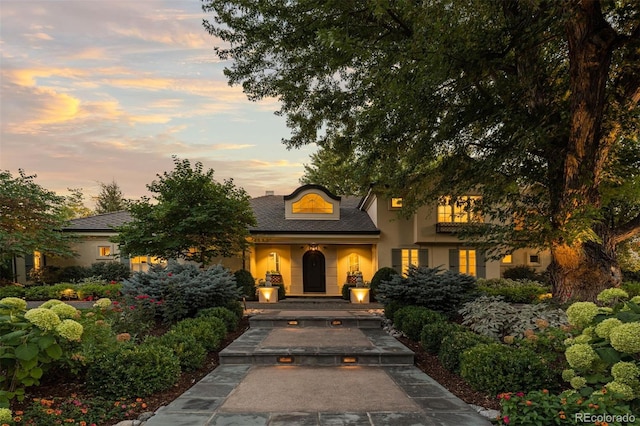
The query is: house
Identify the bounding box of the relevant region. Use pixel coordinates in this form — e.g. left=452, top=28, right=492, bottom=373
left=13, top=184, right=550, bottom=293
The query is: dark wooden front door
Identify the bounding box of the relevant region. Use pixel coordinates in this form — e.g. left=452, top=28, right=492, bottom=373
left=303, top=250, right=326, bottom=293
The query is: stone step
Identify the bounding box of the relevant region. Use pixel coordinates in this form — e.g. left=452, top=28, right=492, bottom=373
left=219, top=327, right=414, bottom=366
left=248, top=311, right=382, bottom=329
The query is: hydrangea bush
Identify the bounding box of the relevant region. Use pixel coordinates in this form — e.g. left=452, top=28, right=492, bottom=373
left=562, top=288, right=640, bottom=411
left=0, top=298, right=84, bottom=409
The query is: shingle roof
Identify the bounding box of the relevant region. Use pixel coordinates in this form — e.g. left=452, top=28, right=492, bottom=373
left=249, top=195, right=379, bottom=235
left=64, top=211, right=132, bottom=232
left=64, top=194, right=380, bottom=236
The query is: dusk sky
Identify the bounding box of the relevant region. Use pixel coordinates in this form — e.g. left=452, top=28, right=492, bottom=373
left=0, top=0, right=317, bottom=204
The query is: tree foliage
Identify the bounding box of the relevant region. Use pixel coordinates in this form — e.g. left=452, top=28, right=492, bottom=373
left=114, top=158, right=256, bottom=267
left=61, top=188, right=93, bottom=219
left=94, top=180, right=128, bottom=214
left=204, top=0, right=640, bottom=301
left=0, top=170, right=74, bottom=264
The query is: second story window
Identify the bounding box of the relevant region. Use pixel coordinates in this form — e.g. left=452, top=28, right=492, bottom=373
left=437, top=196, right=482, bottom=223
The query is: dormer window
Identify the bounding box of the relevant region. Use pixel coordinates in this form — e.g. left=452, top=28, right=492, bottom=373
left=292, top=194, right=334, bottom=214
left=284, top=184, right=341, bottom=220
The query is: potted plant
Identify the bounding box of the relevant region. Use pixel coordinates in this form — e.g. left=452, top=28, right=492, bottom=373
left=267, top=270, right=283, bottom=284
left=346, top=271, right=362, bottom=284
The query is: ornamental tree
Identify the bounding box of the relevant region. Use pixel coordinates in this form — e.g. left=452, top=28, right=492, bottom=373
left=0, top=169, right=74, bottom=273
left=114, top=158, right=256, bottom=268
left=203, top=0, right=640, bottom=302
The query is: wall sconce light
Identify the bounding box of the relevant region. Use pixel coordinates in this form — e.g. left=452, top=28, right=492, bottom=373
left=308, top=243, right=319, bottom=251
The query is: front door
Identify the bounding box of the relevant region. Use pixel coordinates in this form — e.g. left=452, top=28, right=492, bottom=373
left=303, top=250, right=326, bottom=293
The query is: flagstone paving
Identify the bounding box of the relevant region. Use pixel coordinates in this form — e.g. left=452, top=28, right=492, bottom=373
left=146, top=302, right=492, bottom=426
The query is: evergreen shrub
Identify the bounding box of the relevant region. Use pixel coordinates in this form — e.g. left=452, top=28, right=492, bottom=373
left=234, top=269, right=257, bottom=300
left=197, top=306, right=239, bottom=332
left=121, top=262, right=240, bottom=322
left=393, top=306, right=446, bottom=341
left=341, top=283, right=357, bottom=300
left=147, top=332, right=206, bottom=372
left=370, top=267, right=398, bottom=301
left=86, top=342, right=181, bottom=398
left=460, top=343, right=555, bottom=395
left=376, top=266, right=478, bottom=316
left=170, top=316, right=227, bottom=351
left=438, top=330, right=494, bottom=373
left=420, top=321, right=466, bottom=354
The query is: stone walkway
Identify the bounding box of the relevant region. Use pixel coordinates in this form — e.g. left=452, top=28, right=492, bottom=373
left=145, top=303, right=492, bottom=426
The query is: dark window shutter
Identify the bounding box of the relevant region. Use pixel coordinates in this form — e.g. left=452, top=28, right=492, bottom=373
left=449, top=249, right=459, bottom=272
left=24, top=254, right=35, bottom=271
left=418, top=249, right=428, bottom=267
left=391, top=249, right=402, bottom=274
left=476, top=251, right=486, bottom=278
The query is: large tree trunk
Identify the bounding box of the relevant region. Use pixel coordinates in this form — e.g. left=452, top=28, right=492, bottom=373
left=549, top=239, right=622, bottom=303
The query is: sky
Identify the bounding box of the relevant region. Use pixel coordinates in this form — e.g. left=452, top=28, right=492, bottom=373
left=0, top=0, right=317, bottom=205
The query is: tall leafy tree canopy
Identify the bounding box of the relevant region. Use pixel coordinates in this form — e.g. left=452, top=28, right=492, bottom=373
left=94, top=180, right=128, bottom=214
left=0, top=170, right=74, bottom=263
left=203, top=0, right=640, bottom=301
left=115, top=158, right=256, bottom=268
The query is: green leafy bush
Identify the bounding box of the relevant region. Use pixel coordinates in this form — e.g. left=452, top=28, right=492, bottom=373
left=376, top=266, right=478, bottom=316
left=341, top=283, right=357, bottom=300
left=75, top=282, right=123, bottom=300
left=477, top=278, right=550, bottom=303
left=197, top=306, right=239, bottom=332
left=497, top=388, right=637, bottom=426
left=234, top=269, right=257, bottom=300
left=460, top=343, right=555, bottom=395
left=0, top=285, right=25, bottom=298
left=170, top=316, right=227, bottom=352
left=121, top=262, right=240, bottom=322
left=370, top=267, right=398, bottom=301
left=502, top=265, right=547, bottom=283
left=383, top=300, right=404, bottom=323
left=622, top=281, right=640, bottom=298
left=147, top=332, right=206, bottom=372
left=89, top=262, right=131, bottom=282
left=224, top=300, right=244, bottom=321
left=438, top=330, right=494, bottom=373
left=393, top=306, right=446, bottom=341
left=420, top=321, right=467, bottom=354
left=86, top=341, right=181, bottom=399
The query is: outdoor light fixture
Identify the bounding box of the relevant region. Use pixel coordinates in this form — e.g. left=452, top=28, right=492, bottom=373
left=350, top=288, right=370, bottom=304
left=331, top=319, right=343, bottom=326
left=308, top=243, right=319, bottom=251
left=258, top=287, right=277, bottom=303
left=278, top=356, right=294, bottom=364
left=287, top=320, right=299, bottom=326
left=342, top=356, right=358, bottom=364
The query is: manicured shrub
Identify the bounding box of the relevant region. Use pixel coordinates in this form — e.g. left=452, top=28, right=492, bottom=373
left=460, top=343, right=555, bottom=395
left=376, top=266, right=478, bottom=316
left=171, top=316, right=227, bottom=351
left=147, top=332, right=206, bottom=372
left=393, top=306, right=446, bottom=341
left=420, top=321, right=466, bottom=354
left=370, top=267, right=398, bottom=301
left=477, top=278, right=550, bottom=303
left=225, top=300, right=245, bottom=321
left=234, top=269, right=257, bottom=300
left=121, top=262, right=240, bottom=322
left=86, top=342, right=181, bottom=399
left=75, top=282, right=123, bottom=300
left=438, top=330, right=494, bottom=373
left=56, top=266, right=92, bottom=283
left=197, top=306, right=239, bottom=332
left=341, top=283, right=358, bottom=300
left=89, top=262, right=131, bottom=282
left=383, top=300, right=404, bottom=323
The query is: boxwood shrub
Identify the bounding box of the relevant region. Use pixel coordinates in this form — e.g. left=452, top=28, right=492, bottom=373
left=170, top=316, right=227, bottom=351
left=420, top=321, right=467, bottom=354
left=147, top=332, right=206, bottom=372
left=86, top=342, right=181, bottom=398
left=438, top=330, right=494, bottom=373
left=460, top=343, right=555, bottom=395
left=394, top=306, right=447, bottom=341
left=197, top=306, right=239, bottom=332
